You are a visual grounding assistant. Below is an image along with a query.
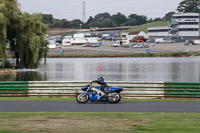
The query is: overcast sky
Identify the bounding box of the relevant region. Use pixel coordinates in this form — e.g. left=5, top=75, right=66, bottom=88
left=17, top=0, right=183, bottom=21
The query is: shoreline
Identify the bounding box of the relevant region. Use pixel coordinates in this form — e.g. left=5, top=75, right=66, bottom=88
left=47, top=52, right=198, bottom=58
left=0, top=69, right=17, bottom=74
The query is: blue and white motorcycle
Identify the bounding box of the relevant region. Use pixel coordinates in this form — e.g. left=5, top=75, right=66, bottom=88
left=76, top=81, right=123, bottom=103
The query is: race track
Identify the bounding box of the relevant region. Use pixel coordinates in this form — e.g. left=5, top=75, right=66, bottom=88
left=0, top=101, right=200, bottom=113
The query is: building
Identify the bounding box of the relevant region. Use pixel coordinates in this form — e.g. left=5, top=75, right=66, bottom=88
left=148, top=13, right=199, bottom=40
left=121, top=31, right=148, bottom=40
left=148, top=26, right=171, bottom=40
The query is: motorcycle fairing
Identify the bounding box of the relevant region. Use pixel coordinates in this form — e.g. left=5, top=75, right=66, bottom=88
left=81, top=92, right=107, bottom=102
left=107, top=87, right=123, bottom=92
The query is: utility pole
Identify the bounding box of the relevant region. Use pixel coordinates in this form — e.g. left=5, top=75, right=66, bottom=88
left=82, top=1, right=86, bottom=23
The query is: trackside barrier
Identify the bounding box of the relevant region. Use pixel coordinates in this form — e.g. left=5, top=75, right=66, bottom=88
left=164, top=82, right=200, bottom=99
left=28, top=81, right=165, bottom=99
left=0, top=81, right=28, bottom=97
left=1, top=81, right=200, bottom=99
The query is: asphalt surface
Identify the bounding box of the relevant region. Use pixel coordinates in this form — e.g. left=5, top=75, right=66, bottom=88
left=49, top=41, right=200, bottom=54
left=0, top=101, right=200, bottom=113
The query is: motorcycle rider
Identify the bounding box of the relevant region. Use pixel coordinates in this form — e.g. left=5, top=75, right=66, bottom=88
left=92, top=77, right=108, bottom=95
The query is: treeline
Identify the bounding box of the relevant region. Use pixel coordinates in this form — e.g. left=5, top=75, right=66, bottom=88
left=43, top=0, right=200, bottom=29
left=42, top=12, right=164, bottom=29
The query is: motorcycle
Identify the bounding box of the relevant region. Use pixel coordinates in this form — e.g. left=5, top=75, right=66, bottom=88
left=76, top=81, right=123, bottom=103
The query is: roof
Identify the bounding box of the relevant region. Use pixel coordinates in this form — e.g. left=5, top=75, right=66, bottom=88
left=128, top=31, right=141, bottom=35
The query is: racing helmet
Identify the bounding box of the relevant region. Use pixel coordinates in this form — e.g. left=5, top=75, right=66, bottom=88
left=97, top=77, right=104, bottom=82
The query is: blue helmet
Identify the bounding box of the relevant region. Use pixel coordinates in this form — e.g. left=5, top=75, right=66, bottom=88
left=97, top=77, right=104, bottom=82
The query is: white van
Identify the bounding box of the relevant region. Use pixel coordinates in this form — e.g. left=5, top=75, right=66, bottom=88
left=112, top=40, right=129, bottom=47
left=155, top=38, right=167, bottom=43
left=62, top=38, right=72, bottom=46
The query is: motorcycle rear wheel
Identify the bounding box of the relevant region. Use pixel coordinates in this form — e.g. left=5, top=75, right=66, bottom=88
left=108, top=92, right=121, bottom=103
left=76, top=94, right=89, bottom=103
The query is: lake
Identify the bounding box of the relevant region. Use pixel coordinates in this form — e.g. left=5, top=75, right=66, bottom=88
left=1, top=57, right=200, bottom=82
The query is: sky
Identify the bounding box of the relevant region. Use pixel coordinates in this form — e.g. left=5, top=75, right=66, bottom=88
left=17, top=0, right=183, bottom=21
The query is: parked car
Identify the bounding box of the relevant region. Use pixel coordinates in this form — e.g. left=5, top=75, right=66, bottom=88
left=132, top=43, right=144, bottom=48
left=83, top=43, right=91, bottom=47
left=146, top=39, right=155, bottom=43
left=107, top=36, right=115, bottom=41
left=90, top=43, right=99, bottom=47
left=132, top=43, right=149, bottom=48
left=167, top=40, right=174, bottom=44
left=185, top=40, right=193, bottom=45
left=193, top=40, right=200, bottom=45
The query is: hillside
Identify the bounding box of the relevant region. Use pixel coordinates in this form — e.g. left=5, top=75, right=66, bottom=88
left=122, top=21, right=200, bottom=34
left=122, top=21, right=169, bottom=33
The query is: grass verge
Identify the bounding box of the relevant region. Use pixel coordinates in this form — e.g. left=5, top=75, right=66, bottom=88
left=0, top=112, right=200, bottom=133
left=47, top=52, right=197, bottom=58
left=1, top=97, right=200, bottom=102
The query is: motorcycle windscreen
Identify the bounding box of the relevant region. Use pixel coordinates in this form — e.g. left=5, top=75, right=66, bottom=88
left=107, top=87, right=123, bottom=92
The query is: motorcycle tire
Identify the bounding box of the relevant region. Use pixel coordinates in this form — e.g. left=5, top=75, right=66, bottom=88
left=76, top=94, right=89, bottom=103
left=107, top=92, right=121, bottom=103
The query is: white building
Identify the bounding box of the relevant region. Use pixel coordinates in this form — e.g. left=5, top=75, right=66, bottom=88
left=148, top=26, right=171, bottom=40
left=148, top=13, right=199, bottom=40
left=121, top=31, right=148, bottom=40
left=128, top=31, right=148, bottom=39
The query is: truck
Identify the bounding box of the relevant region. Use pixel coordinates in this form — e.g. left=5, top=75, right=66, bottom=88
left=86, top=37, right=98, bottom=44
left=70, top=38, right=87, bottom=45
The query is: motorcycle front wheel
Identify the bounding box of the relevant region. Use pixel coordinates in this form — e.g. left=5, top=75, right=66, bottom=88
left=107, top=92, right=121, bottom=103
left=76, top=94, right=89, bottom=103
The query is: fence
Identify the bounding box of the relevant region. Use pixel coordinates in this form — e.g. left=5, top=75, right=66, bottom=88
left=1, top=81, right=200, bottom=99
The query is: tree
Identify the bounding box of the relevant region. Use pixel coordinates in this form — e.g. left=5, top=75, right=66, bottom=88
left=17, top=13, right=47, bottom=68
left=153, top=18, right=163, bottom=21
left=177, top=0, right=200, bottom=13
left=111, top=12, right=127, bottom=26
left=86, top=16, right=95, bottom=24
left=102, top=18, right=114, bottom=27
left=0, top=0, right=47, bottom=69
left=0, top=0, right=6, bottom=68
left=62, top=19, right=71, bottom=28
left=163, top=12, right=175, bottom=21
left=71, top=19, right=82, bottom=28
left=136, top=15, right=147, bottom=25
left=127, top=14, right=147, bottom=25
left=50, top=19, right=64, bottom=28
left=89, top=21, right=102, bottom=28
left=94, top=12, right=111, bottom=22
left=42, top=14, right=53, bottom=24
left=125, top=18, right=137, bottom=26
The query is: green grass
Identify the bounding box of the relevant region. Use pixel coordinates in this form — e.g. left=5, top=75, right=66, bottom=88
left=122, top=21, right=169, bottom=33
left=0, top=97, right=75, bottom=101
left=1, top=97, right=200, bottom=102
left=0, top=112, right=200, bottom=133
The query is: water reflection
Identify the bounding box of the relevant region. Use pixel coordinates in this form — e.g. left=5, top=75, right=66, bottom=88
left=0, top=71, right=43, bottom=81
left=1, top=57, right=200, bottom=82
